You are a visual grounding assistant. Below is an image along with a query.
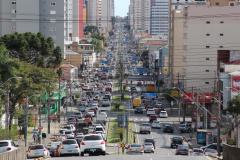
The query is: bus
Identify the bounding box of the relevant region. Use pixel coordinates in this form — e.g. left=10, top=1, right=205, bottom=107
left=146, top=82, right=155, bottom=93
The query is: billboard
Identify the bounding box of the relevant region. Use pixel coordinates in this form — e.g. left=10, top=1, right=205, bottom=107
left=118, top=115, right=127, bottom=127
left=232, top=76, right=240, bottom=92
left=146, top=93, right=156, bottom=98
left=183, top=93, right=212, bottom=102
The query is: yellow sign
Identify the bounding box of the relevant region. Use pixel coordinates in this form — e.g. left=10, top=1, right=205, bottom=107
left=163, top=67, right=168, bottom=73
left=121, top=143, right=125, bottom=148
left=171, top=90, right=180, bottom=98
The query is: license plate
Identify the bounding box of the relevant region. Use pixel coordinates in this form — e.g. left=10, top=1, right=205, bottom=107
left=90, top=149, right=96, bottom=152
left=34, top=153, right=39, bottom=155
left=68, top=150, right=72, bottom=152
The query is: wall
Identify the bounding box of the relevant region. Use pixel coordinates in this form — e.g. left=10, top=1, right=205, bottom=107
left=0, top=147, right=26, bottom=160
left=223, top=144, right=240, bottom=160
left=79, top=0, right=83, bottom=39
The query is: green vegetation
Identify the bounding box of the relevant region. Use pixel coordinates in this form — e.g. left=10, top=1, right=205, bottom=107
left=84, top=26, right=99, bottom=34
left=107, top=119, right=136, bottom=144
left=140, top=50, right=149, bottom=69
left=113, top=96, right=130, bottom=102
left=164, top=88, right=175, bottom=102
left=111, top=102, right=124, bottom=112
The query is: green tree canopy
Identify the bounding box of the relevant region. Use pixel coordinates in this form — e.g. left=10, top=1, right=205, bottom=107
left=84, top=26, right=99, bottom=34
left=0, top=32, right=62, bottom=68
left=141, top=50, right=149, bottom=68
left=90, top=39, right=102, bottom=54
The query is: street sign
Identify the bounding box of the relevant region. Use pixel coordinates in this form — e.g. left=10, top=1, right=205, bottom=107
left=137, top=69, right=144, bottom=73
left=33, top=129, right=38, bottom=132
left=38, top=126, right=43, bottom=130
left=121, top=143, right=125, bottom=148
left=207, top=132, right=212, bottom=136
left=102, top=69, right=108, bottom=72
left=117, top=143, right=121, bottom=148
left=17, top=139, right=22, bottom=145
left=191, top=122, right=195, bottom=129
left=222, top=137, right=227, bottom=144
left=18, top=136, right=22, bottom=140
left=103, top=61, right=109, bottom=64
left=125, top=144, right=129, bottom=148
left=146, top=93, right=156, bottom=98
left=143, top=69, right=148, bottom=73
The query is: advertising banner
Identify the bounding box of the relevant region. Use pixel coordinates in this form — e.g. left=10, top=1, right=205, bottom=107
left=183, top=93, right=212, bottom=102
left=232, top=76, right=240, bottom=92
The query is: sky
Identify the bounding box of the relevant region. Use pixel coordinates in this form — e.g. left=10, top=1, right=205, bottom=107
left=115, top=0, right=130, bottom=17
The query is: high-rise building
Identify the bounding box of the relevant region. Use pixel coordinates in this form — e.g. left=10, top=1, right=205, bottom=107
left=150, top=0, right=169, bottom=35
left=130, top=0, right=150, bottom=32
left=0, top=0, right=83, bottom=54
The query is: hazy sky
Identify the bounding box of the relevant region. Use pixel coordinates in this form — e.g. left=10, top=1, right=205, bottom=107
left=115, top=0, right=130, bottom=17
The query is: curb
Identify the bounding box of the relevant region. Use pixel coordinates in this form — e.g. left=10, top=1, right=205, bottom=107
left=33, top=156, right=51, bottom=160
left=207, top=155, right=219, bottom=158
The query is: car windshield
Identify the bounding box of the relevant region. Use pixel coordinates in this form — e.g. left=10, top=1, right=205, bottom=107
left=62, top=140, right=76, bottom=144
left=84, top=135, right=103, bottom=141
left=0, top=142, right=8, bottom=147
left=153, top=121, right=159, bottom=123
left=96, top=128, right=103, bottom=131
left=29, top=145, right=44, bottom=150
left=145, top=139, right=154, bottom=142
left=65, top=131, right=72, bottom=134
left=178, top=145, right=188, bottom=149
left=193, top=149, right=203, bottom=153
left=75, top=113, right=81, bottom=115
left=131, top=144, right=141, bottom=147
left=151, top=116, right=157, bottom=118
left=144, top=143, right=152, bottom=146
left=51, top=143, right=60, bottom=148
left=180, top=124, right=185, bottom=127
left=142, top=123, right=150, bottom=126
left=205, top=149, right=217, bottom=152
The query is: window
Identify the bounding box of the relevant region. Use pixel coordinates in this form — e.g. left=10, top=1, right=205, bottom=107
left=11, top=9, right=16, bottom=14
left=215, top=2, right=219, bottom=6
left=183, top=33, right=187, bottom=39
left=81, top=46, right=83, bottom=49
left=220, top=33, right=224, bottom=36
left=50, top=27, right=56, bottom=31
left=206, top=58, right=209, bottom=60
left=206, top=34, right=210, bottom=36
left=219, top=46, right=223, bottom=48
left=230, top=3, right=234, bottom=6
left=206, top=21, right=210, bottom=24
left=205, top=82, right=209, bottom=84
left=206, top=70, right=209, bottom=72
left=11, top=26, right=16, bottom=31
left=206, top=46, right=210, bottom=48
left=12, top=1, right=16, bottom=4
left=50, top=10, right=56, bottom=14
left=183, top=45, right=187, bottom=50
left=220, top=21, right=224, bottom=24
left=50, top=2, right=56, bottom=6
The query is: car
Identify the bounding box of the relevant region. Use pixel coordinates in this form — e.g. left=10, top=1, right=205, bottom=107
left=203, top=148, right=218, bottom=156
left=147, top=109, right=155, bottom=116
left=89, top=107, right=97, bottom=114
left=156, top=102, right=162, bottom=108
left=75, top=112, right=83, bottom=119
left=143, top=138, right=156, bottom=149
left=58, top=139, right=80, bottom=156
left=149, top=115, right=157, bottom=122
left=65, top=130, right=75, bottom=139
left=163, top=124, right=174, bottom=133
left=123, top=73, right=128, bottom=77
left=87, top=110, right=95, bottom=117
left=137, top=81, right=142, bottom=86
left=157, top=108, right=165, bottom=114
left=179, top=124, right=191, bottom=133
left=102, top=99, right=111, bottom=107
left=151, top=121, right=162, bottom=128
left=175, top=145, right=189, bottom=155
left=143, top=143, right=154, bottom=153
left=94, top=126, right=105, bottom=136
left=63, top=124, right=75, bottom=132
left=170, top=137, right=183, bottom=148
left=140, top=123, right=151, bottom=134
left=192, top=148, right=204, bottom=156
left=79, top=106, right=86, bottom=112
left=126, top=144, right=144, bottom=154
left=27, top=144, right=50, bottom=158
left=159, top=111, right=168, bottom=118
left=59, top=129, right=69, bottom=136
left=134, top=107, right=143, bottom=114
left=200, top=143, right=222, bottom=152
left=0, top=140, right=18, bottom=153
left=49, top=142, right=61, bottom=157
left=80, top=134, right=106, bottom=156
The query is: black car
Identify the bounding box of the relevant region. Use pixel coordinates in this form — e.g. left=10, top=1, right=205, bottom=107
left=171, top=137, right=183, bottom=148
left=163, top=124, right=174, bottom=133
left=144, top=138, right=156, bottom=149
left=134, top=107, right=143, bottom=114
left=175, top=145, right=189, bottom=155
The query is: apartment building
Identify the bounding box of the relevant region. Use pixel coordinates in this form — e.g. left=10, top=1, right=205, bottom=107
left=169, top=6, right=240, bottom=93
left=130, top=0, right=150, bottom=32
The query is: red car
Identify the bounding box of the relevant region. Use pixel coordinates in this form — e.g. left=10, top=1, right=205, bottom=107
left=149, top=115, right=157, bottom=122
left=137, top=81, right=142, bottom=86
left=108, top=75, right=113, bottom=79
left=89, top=108, right=97, bottom=114
left=157, top=108, right=165, bottom=114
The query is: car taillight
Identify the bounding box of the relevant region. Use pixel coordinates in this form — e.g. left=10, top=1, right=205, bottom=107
left=7, top=147, right=11, bottom=151
left=129, top=147, right=132, bottom=151
left=187, top=149, right=189, bottom=152
left=60, top=145, right=64, bottom=149
left=75, top=145, right=79, bottom=148
left=217, top=153, right=218, bottom=156
left=44, top=148, right=47, bottom=151
left=72, top=133, right=74, bottom=135
left=140, top=127, right=142, bottom=130
left=81, top=141, right=85, bottom=145
left=171, top=140, right=173, bottom=143
left=204, top=152, right=205, bottom=155
left=101, top=141, right=105, bottom=144
left=182, top=141, right=183, bottom=144
left=27, top=149, right=30, bottom=153
left=177, top=148, right=180, bottom=151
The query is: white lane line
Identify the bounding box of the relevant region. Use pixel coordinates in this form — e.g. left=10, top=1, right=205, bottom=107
left=205, top=156, right=212, bottom=160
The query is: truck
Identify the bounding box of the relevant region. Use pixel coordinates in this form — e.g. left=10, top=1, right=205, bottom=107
left=133, top=98, right=141, bottom=109
left=96, top=111, right=107, bottom=126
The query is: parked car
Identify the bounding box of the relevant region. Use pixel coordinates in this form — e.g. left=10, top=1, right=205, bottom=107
left=143, top=143, right=154, bottom=153
left=170, top=137, right=183, bottom=148
left=58, top=139, right=80, bottom=156
left=151, top=121, right=162, bottom=128
left=0, top=140, right=18, bottom=153
left=159, top=111, right=168, bottom=118
left=143, top=138, right=156, bottom=149
left=80, top=134, right=106, bottom=156
left=27, top=144, right=50, bottom=158
left=192, top=148, right=204, bottom=156
left=175, top=145, right=189, bottom=155
left=126, top=144, right=144, bottom=154
left=163, top=124, right=174, bottom=133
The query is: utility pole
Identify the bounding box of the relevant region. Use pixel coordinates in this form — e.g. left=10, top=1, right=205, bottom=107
left=182, top=76, right=185, bottom=123
left=217, top=92, right=221, bottom=157
left=58, top=73, right=61, bottom=123
left=25, top=95, right=29, bottom=148
left=48, top=91, right=51, bottom=134
left=177, top=73, right=180, bottom=122
left=39, top=96, right=42, bottom=144
left=5, top=85, right=9, bottom=139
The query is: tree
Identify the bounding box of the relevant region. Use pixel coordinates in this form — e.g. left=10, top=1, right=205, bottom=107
left=90, top=39, right=102, bottom=53
left=109, top=31, right=114, bottom=37
left=84, top=26, right=99, bottom=34
left=111, top=16, right=116, bottom=30
left=164, top=88, right=174, bottom=103
left=0, top=32, right=62, bottom=68
left=141, top=50, right=149, bottom=68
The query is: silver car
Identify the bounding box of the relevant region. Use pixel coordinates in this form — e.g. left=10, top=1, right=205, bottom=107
left=143, top=143, right=154, bottom=153
left=65, top=131, right=75, bottom=139
left=126, top=144, right=144, bottom=154
left=27, top=144, right=50, bottom=158
left=58, top=139, right=80, bottom=156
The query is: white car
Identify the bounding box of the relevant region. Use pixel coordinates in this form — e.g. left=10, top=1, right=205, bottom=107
left=27, top=144, right=50, bottom=158
left=58, top=139, right=80, bottom=156
left=94, top=126, right=105, bottom=135
left=87, top=111, right=95, bottom=117
left=147, top=109, right=155, bottom=116
left=102, top=99, right=110, bottom=107
left=59, top=129, right=68, bottom=136
left=151, top=121, right=162, bottom=128
left=80, top=134, right=106, bottom=156
left=143, top=143, right=154, bottom=153
left=65, top=130, right=75, bottom=139
left=91, top=103, right=99, bottom=110
left=192, top=148, right=203, bottom=156
left=126, top=144, right=144, bottom=154
left=0, top=140, right=18, bottom=153
left=156, top=102, right=162, bottom=108
left=159, top=111, right=168, bottom=118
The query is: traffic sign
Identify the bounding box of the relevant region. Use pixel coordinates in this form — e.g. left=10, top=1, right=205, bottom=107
left=191, top=122, right=195, bottom=128
left=207, top=132, right=212, bottom=136
left=38, top=126, right=43, bottom=130
left=17, top=136, right=22, bottom=140
left=117, top=143, right=121, bottom=148
left=146, top=93, right=156, bottom=98
left=222, top=137, right=227, bottom=144
left=125, top=144, right=129, bottom=148
left=121, top=143, right=125, bottom=148
left=17, top=139, right=22, bottom=145
left=33, top=129, right=38, bottom=132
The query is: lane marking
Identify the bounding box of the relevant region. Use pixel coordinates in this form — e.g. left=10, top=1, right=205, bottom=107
left=205, top=156, right=212, bottom=160
left=141, top=119, right=143, bottom=121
